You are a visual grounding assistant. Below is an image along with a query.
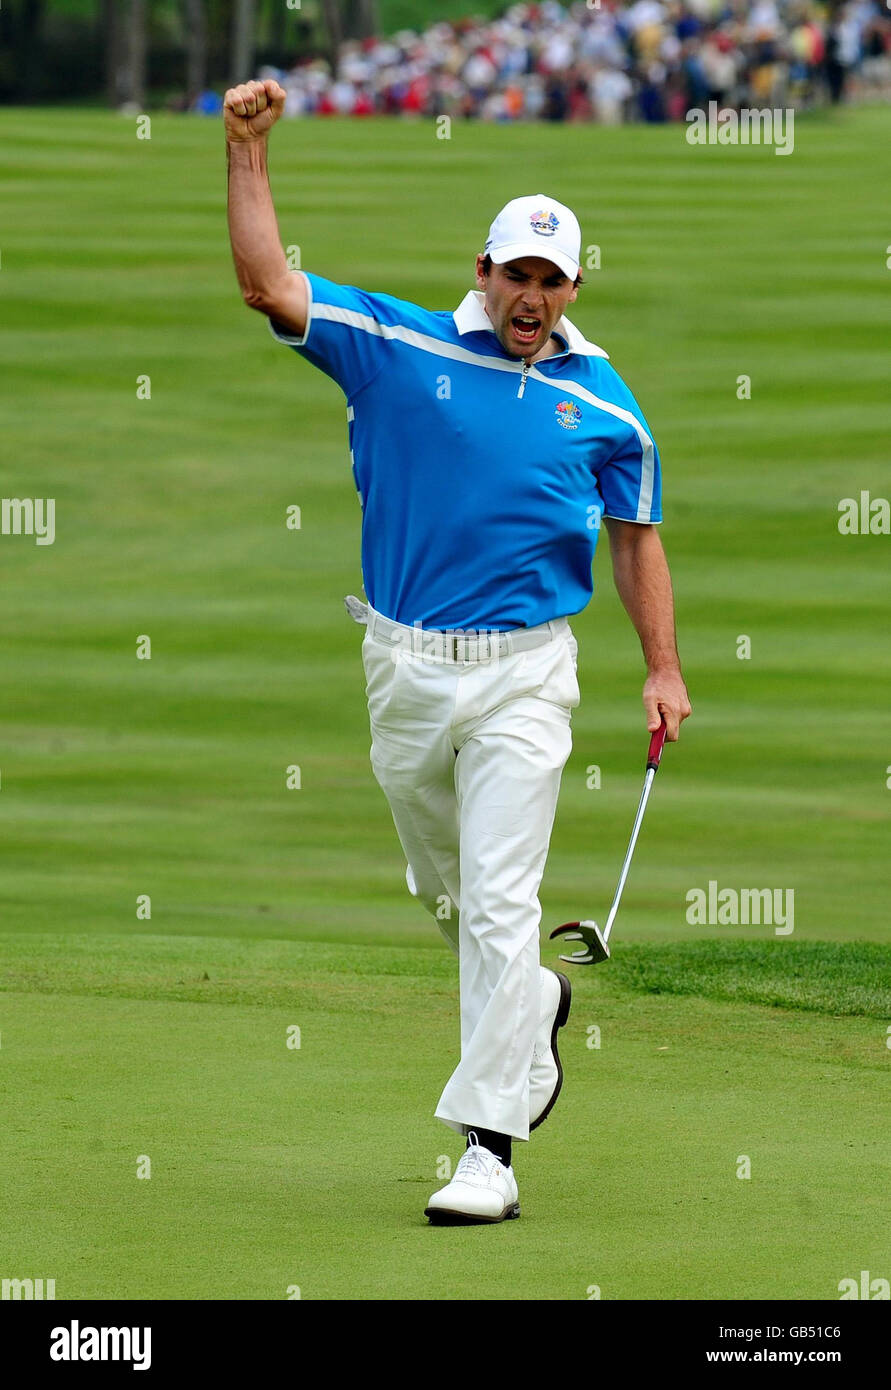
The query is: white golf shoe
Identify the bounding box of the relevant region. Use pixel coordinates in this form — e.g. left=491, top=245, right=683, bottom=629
left=529, top=968, right=572, bottom=1130
left=425, top=1133, right=520, bottom=1225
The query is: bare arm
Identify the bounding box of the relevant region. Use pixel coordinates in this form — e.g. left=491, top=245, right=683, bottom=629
left=224, top=79, right=307, bottom=333
left=605, top=518, right=692, bottom=741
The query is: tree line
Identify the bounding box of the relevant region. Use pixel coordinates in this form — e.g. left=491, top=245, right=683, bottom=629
left=0, top=0, right=380, bottom=105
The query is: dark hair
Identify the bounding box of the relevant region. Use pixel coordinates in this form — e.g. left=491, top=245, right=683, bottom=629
left=481, top=253, right=583, bottom=287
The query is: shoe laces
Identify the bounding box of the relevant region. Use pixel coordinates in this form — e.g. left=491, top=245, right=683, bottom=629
left=457, top=1131, right=496, bottom=1178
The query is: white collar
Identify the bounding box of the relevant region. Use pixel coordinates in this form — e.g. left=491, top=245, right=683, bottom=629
left=452, top=290, right=609, bottom=360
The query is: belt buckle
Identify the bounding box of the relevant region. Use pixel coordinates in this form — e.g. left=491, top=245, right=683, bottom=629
left=447, top=630, right=472, bottom=663
left=458, top=630, right=487, bottom=663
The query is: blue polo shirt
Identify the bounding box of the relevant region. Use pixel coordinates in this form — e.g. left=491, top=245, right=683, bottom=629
left=269, top=271, right=662, bottom=631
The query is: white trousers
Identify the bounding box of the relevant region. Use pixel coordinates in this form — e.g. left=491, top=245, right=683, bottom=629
left=359, top=602, right=580, bottom=1142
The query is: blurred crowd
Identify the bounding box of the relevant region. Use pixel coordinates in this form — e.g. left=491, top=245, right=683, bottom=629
left=240, top=0, right=891, bottom=123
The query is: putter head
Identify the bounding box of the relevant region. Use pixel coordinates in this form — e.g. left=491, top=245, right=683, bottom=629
left=549, top=920, right=611, bottom=966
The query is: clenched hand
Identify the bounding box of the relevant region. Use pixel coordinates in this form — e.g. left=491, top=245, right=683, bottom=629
left=224, top=79, right=286, bottom=143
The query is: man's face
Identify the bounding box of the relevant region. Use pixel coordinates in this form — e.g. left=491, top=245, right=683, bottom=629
left=476, top=254, right=579, bottom=361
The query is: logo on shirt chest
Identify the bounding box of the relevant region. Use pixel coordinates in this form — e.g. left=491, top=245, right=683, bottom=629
left=555, top=400, right=582, bottom=431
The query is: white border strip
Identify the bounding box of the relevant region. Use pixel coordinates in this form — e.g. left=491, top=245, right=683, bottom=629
left=267, top=270, right=313, bottom=347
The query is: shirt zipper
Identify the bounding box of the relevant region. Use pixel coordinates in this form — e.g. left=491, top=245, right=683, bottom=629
left=517, top=343, right=571, bottom=398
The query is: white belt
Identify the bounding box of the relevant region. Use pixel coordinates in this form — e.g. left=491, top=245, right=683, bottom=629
left=344, top=594, right=567, bottom=663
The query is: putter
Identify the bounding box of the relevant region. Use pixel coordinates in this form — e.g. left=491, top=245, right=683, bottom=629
left=550, top=719, right=669, bottom=965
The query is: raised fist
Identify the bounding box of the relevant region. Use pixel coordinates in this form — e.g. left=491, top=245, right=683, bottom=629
left=223, top=79, right=286, bottom=142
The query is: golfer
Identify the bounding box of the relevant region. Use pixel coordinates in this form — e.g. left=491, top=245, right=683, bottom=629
left=224, top=79, right=692, bottom=1225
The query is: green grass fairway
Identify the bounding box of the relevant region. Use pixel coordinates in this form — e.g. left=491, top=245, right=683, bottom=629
left=1, top=934, right=888, bottom=1300
left=1, top=107, right=889, bottom=1300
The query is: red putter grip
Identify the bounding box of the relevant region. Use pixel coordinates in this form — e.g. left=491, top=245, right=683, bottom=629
left=646, top=720, right=668, bottom=771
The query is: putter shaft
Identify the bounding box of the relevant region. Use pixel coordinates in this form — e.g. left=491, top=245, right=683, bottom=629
left=601, top=764, right=657, bottom=947
left=550, top=721, right=668, bottom=964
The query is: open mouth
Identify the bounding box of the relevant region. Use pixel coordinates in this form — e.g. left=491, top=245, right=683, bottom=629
left=511, top=315, right=541, bottom=343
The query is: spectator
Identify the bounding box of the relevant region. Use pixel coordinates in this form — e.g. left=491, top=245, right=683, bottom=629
left=251, top=1, right=888, bottom=128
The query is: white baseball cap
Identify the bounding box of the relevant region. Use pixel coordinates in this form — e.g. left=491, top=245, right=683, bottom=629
left=484, top=194, right=582, bottom=281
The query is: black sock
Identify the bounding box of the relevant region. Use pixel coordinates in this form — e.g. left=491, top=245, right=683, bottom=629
left=469, top=1128, right=512, bottom=1167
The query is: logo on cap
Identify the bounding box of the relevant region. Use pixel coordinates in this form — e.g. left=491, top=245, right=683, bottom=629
left=530, top=209, right=559, bottom=237
left=555, top=400, right=582, bottom=430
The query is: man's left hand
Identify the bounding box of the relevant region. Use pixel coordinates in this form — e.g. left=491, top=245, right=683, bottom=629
left=643, top=669, right=692, bottom=742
